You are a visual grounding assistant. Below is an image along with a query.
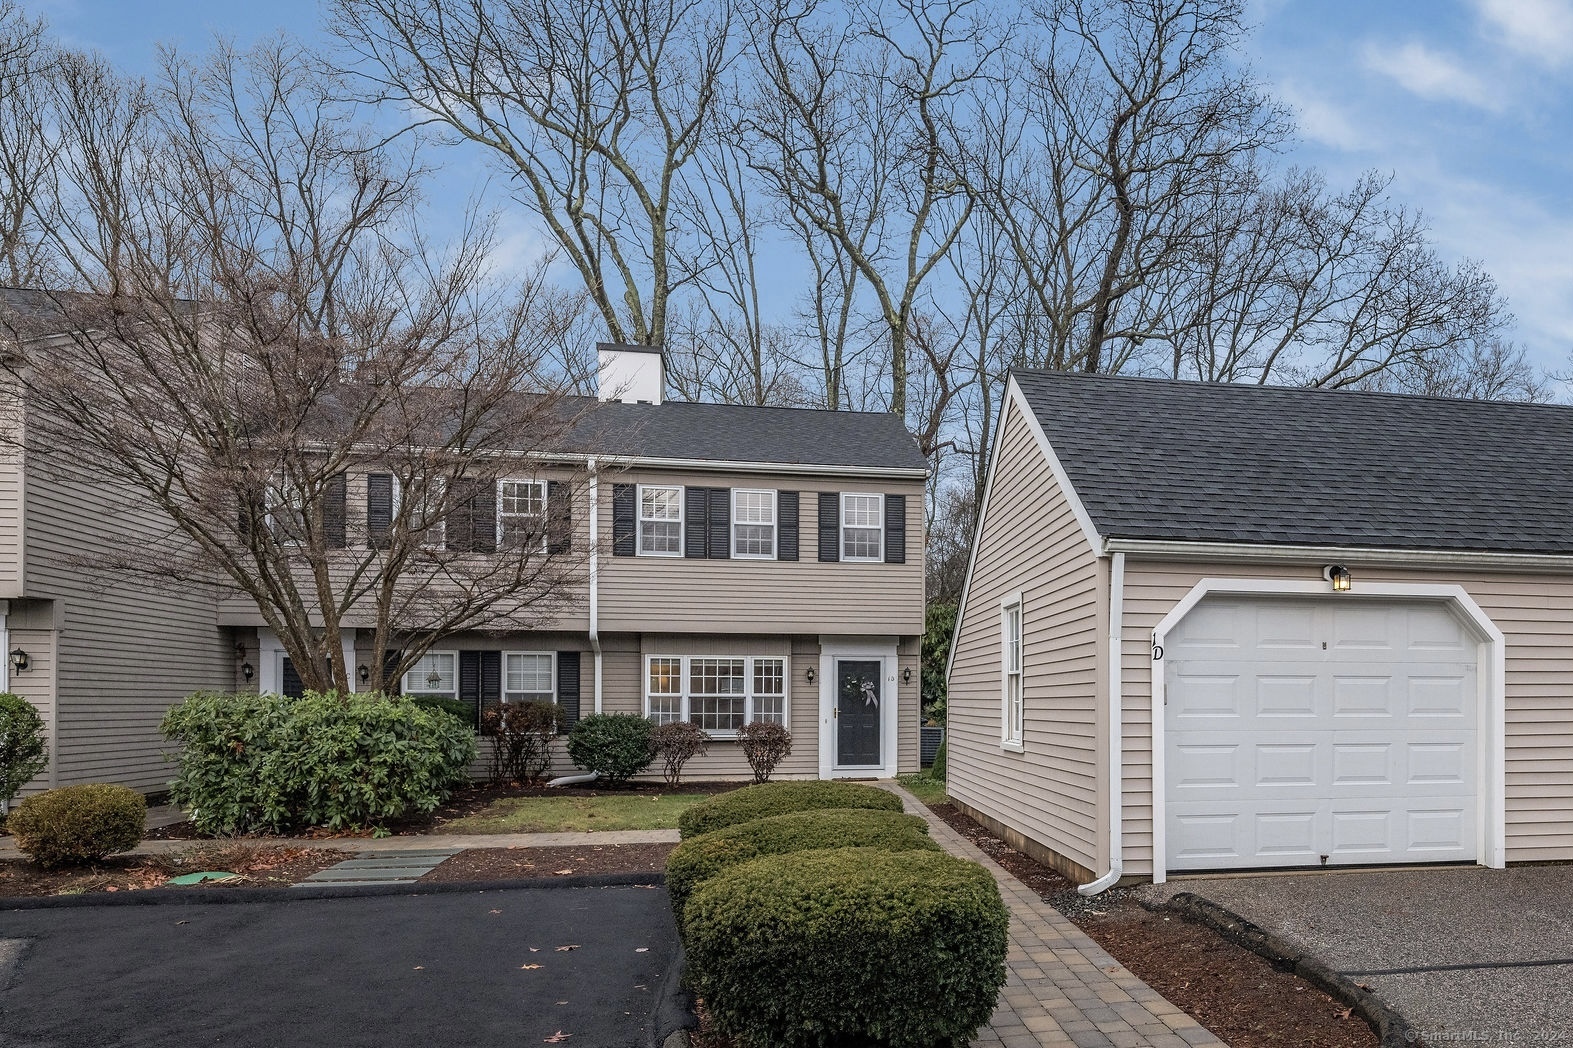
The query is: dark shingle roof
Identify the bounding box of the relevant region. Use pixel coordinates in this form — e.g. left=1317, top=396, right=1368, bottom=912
left=565, top=398, right=927, bottom=473
left=1012, top=369, right=1573, bottom=555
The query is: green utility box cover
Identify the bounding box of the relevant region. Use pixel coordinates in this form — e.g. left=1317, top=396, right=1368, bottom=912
left=167, top=871, right=240, bottom=885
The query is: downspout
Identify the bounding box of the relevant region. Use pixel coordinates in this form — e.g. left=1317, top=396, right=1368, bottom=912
left=587, top=458, right=603, bottom=713
left=1079, top=550, right=1124, bottom=896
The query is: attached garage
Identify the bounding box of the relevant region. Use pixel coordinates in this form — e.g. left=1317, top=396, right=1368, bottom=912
left=942, top=369, right=1567, bottom=892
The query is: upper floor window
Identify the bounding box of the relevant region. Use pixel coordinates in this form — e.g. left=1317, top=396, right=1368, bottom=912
left=732, top=489, right=777, bottom=558
left=499, top=479, right=547, bottom=550
left=840, top=493, right=884, bottom=561
left=265, top=475, right=307, bottom=541
left=504, top=651, right=555, bottom=703
left=404, top=651, right=458, bottom=698
left=638, top=484, right=683, bottom=556
left=1002, top=596, right=1023, bottom=748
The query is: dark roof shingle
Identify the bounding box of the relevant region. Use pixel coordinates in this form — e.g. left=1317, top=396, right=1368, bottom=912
left=1012, top=369, right=1573, bottom=555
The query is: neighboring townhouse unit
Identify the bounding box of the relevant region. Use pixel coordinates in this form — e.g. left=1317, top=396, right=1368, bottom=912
left=1, top=290, right=927, bottom=793
left=949, top=369, right=1573, bottom=890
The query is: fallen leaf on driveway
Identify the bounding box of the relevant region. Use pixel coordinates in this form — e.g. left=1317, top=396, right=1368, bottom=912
left=413, top=966, right=424, bottom=971
left=635, top=948, right=648, bottom=953
left=554, top=869, right=574, bottom=875
left=555, top=945, right=579, bottom=952
left=543, top=1032, right=571, bottom=1043
left=521, top=964, right=542, bottom=970
left=489, top=909, right=502, bottom=915
left=529, top=947, right=539, bottom=952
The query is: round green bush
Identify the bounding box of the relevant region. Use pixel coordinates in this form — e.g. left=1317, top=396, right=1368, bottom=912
left=684, top=847, right=1009, bottom=1048
left=6, top=784, right=145, bottom=867
left=565, top=713, right=654, bottom=786
left=161, top=691, right=476, bottom=835
left=678, top=780, right=904, bottom=839
left=666, top=808, right=939, bottom=916
left=0, top=692, right=49, bottom=807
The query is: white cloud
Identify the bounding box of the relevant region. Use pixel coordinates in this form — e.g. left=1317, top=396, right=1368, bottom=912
left=1276, top=80, right=1370, bottom=152
left=1473, top=0, right=1573, bottom=67
left=1360, top=40, right=1503, bottom=110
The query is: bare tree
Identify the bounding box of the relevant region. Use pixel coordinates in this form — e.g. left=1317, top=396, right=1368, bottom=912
left=743, top=0, right=998, bottom=417
left=0, top=2, right=59, bottom=286
left=331, top=0, right=736, bottom=349
left=4, top=40, right=589, bottom=695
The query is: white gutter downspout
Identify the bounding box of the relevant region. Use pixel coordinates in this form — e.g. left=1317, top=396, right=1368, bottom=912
left=587, top=458, right=603, bottom=713
left=1080, top=551, right=1124, bottom=896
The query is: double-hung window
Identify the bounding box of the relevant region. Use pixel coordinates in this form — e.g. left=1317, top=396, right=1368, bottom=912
left=499, top=479, right=547, bottom=550
left=731, top=489, right=776, bottom=558
left=412, top=478, right=444, bottom=548
left=265, top=474, right=307, bottom=541
left=840, top=492, right=884, bottom=561
left=404, top=651, right=458, bottom=698
left=638, top=484, right=683, bottom=555
left=644, top=655, right=789, bottom=734
left=504, top=652, right=554, bottom=704
left=1002, top=596, right=1023, bottom=748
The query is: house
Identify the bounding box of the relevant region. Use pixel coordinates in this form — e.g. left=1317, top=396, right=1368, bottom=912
left=948, top=368, right=1573, bottom=890
left=1, top=287, right=926, bottom=792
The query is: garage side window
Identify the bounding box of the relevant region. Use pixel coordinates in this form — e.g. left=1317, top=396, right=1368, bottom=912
left=1002, top=596, right=1023, bottom=748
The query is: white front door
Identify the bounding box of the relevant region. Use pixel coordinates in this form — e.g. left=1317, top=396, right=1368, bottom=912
left=1165, top=597, right=1479, bottom=872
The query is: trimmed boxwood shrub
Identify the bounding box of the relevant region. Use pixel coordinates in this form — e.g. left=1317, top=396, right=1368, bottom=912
left=0, top=692, right=48, bottom=809
left=677, top=780, right=904, bottom=840
left=565, top=713, right=654, bottom=785
left=666, top=807, right=938, bottom=915
left=684, top=847, right=1009, bottom=1048
left=7, top=784, right=145, bottom=867
left=161, top=691, right=476, bottom=835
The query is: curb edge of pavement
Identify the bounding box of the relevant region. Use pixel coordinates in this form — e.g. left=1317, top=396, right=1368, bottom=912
left=1153, top=891, right=1427, bottom=1048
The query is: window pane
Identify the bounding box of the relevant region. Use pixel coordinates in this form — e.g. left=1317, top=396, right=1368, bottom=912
left=649, top=657, right=683, bottom=694
left=649, top=696, right=682, bottom=725
left=841, top=494, right=882, bottom=527
left=734, top=523, right=774, bottom=557
left=752, top=694, right=786, bottom=725
left=842, top=527, right=882, bottom=560
left=690, top=658, right=745, bottom=694
left=640, top=520, right=681, bottom=554
left=641, top=486, right=681, bottom=520
left=692, top=695, right=745, bottom=732
left=408, top=652, right=456, bottom=695
left=506, top=653, right=553, bottom=693
left=753, top=658, right=785, bottom=694
left=501, top=481, right=544, bottom=516
left=734, top=490, right=775, bottom=524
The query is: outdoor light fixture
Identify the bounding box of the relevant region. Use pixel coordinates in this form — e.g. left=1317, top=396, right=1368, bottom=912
left=902, top=667, right=913, bottom=685
left=1324, top=564, right=1352, bottom=592
left=358, top=664, right=371, bottom=684
left=8, top=648, right=26, bottom=674
left=241, top=662, right=255, bottom=682
left=805, top=666, right=816, bottom=685
left=427, top=671, right=442, bottom=688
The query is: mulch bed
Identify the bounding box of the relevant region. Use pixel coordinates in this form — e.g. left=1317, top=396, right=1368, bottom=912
left=929, top=802, right=1377, bottom=1048
left=421, top=843, right=675, bottom=882
left=145, top=779, right=744, bottom=841
left=0, top=843, right=348, bottom=897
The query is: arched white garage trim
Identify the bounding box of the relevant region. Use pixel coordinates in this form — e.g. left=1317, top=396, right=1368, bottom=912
left=1149, top=578, right=1505, bottom=885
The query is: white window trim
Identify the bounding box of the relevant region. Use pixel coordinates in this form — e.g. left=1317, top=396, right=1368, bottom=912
left=497, top=478, right=549, bottom=553
left=642, top=653, right=791, bottom=736
left=730, top=488, right=778, bottom=560
left=502, top=649, right=557, bottom=703
left=636, top=483, right=685, bottom=557
left=403, top=649, right=459, bottom=697
left=1001, top=592, right=1024, bottom=752
left=840, top=491, right=885, bottom=562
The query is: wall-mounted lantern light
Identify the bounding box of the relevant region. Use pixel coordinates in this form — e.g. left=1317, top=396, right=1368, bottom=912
left=902, top=667, right=913, bottom=685
left=1324, top=564, right=1352, bottom=593
left=805, top=666, right=816, bottom=685
left=241, top=662, right=255, bottom=682
left=358, top=664, right=371, bottom=684
left=9, top=648, right=27, bottom=675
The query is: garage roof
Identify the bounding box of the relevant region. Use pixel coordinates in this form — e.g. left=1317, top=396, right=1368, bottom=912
left=1012, top=369, right=1573, bottom=555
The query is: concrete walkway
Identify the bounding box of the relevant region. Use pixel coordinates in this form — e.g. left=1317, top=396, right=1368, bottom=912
left=883, top=784, right=1224, bottom=1048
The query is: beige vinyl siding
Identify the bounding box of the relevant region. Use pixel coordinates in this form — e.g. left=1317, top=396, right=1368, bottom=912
left=7, top=623, right=55, bottom=796
left=946, top=402, right=1103, bottom=876
left=0, top=426, right=23, bottom=598
left=1122, top=558, right=1573, bottom=874
left=598, top=468, right=924, bottom=636
left=23, top=455, right=231, bottom=793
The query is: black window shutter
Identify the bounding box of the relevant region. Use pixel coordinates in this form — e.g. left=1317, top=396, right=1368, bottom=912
left=382, top=649, right=403, bottom=694
left=684, top=486, right=709, bottom=558
left=547, top=480, right=572, bottom=554
left=367, top=473, right=394, bottom=549
left=557, top=651, right=582, bottom=727
left=324, top=473, right=348, bottom=549
left=472, top=482, right=496, bottom=553
left=446, top=478, right=477, bottom=552
left=612, top=484, right=636, bottom=557
left=778, top=491, right=799, bottom=561
left=884, top=493, right=906, bottom=564
left=459, top=650, right=481, bottom=706
left=280, top=657, right=305, bottom=699
left=818, top=491, right=840, bottom=562
left=708, top=488, right=731, bottom=559
left=480, top=650, right=501, bottom=728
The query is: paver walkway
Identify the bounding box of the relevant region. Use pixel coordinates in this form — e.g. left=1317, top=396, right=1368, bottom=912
left=883, top=783, right=1225, bottom=1048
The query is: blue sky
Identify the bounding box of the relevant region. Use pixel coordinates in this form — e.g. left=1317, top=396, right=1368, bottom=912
left=26, top=0, right=1573, bottom=381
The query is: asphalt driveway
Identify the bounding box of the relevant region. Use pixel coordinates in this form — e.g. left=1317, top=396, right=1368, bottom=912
left=0, top=880, right=687, bottom=1048
left=1144, top=866, right=1573, bottom=1045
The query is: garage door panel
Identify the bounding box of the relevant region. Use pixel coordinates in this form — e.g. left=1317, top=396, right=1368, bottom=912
left=1166, top=596, right=1479, bottom=872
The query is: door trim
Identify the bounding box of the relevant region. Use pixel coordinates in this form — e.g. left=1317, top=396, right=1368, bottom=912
left=818, top=636, right=898, bottom=779
left=1148, top=579, right=1506, bottom=884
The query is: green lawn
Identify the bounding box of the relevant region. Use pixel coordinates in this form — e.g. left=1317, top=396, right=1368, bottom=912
left=436, top=793, right=708, bottom=834
left=897, top=774, right=947, bottom=807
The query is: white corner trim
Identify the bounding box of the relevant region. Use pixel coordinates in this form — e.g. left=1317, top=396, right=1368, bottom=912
left=1008, top=377, right=1102, bottom=557
left=1147, top=577, right=1507, bottom=885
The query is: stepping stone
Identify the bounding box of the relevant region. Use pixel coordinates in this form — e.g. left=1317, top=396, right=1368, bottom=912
left=294, top=848, right=460, bottom=887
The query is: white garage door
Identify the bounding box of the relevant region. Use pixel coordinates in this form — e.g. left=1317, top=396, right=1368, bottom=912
left=1164, top=597, right=1479, bottom=872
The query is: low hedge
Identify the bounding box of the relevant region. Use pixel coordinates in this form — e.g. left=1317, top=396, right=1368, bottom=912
left=7, top=784, right=145, bottom=867
left=677, top=780, right=904, bottom=839
left=665, top=807, right=938, bottom=915
left=684, top=847, right=1009, bottom=1048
